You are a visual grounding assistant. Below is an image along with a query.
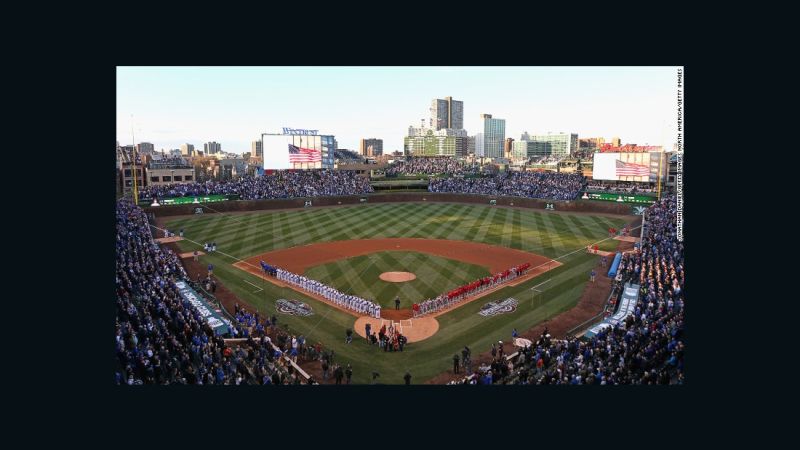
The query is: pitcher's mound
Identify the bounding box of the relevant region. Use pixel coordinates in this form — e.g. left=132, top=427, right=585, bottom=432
left=379, top=272, right=416, bottom=282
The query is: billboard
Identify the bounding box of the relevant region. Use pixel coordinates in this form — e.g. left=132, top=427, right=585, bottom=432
left=592, top=152, right=665, bottom=182
left=262, top=133, right=326, bottom=170
left=262, top=134, right=292, bottom=170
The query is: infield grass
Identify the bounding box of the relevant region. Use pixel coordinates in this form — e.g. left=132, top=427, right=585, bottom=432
left=304, top=251, right=490, bottom=309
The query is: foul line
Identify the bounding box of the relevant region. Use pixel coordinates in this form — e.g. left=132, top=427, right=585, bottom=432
left=242, top=279, right=263, bottom=293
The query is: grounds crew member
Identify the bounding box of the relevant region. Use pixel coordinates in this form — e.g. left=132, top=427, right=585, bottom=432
left=453, top=354, right=460, bottom=374
left=404, top=371, right=412, bottom=385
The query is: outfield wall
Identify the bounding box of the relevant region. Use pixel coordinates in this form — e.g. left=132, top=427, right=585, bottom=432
left=146, top=192, right=640, bottom=217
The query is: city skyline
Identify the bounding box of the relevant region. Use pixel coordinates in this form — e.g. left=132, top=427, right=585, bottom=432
left=117, top=66, right=680, bottom=155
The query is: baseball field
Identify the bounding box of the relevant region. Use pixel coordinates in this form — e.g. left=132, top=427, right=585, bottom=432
left=164, top=202, right=629, bottom=384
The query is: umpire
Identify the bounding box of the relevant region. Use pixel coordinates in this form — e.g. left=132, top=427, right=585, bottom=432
left=453, top=354, right=460, bottom=374
left=395, top=296, right=401, bottom=310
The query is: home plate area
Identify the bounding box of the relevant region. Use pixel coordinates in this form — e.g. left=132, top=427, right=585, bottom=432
left=381, top=319, right=412, bottom=334
left=354, top=315, right=439, bottom=343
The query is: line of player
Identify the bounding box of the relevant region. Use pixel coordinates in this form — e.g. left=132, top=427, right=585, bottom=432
left=276, top=268, right=381, bottom=318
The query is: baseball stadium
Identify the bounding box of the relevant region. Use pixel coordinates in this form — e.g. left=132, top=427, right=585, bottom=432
left=116, top=154, right=684, bottom=385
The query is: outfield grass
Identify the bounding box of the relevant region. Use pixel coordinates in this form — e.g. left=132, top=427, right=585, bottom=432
left=166, top=203, right=629, bottom=384
left=304, top=251, right=490, bottom=309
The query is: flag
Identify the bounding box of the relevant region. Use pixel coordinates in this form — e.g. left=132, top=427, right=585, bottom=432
left=288, top=144, right=321, bottom=163
left=615, top=159, right=649, bottom=176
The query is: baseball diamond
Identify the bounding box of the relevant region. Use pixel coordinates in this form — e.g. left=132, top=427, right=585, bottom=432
left=160, top=201, right=630, bottom=384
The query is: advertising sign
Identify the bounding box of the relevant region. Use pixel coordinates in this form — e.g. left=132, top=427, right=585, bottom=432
left=583, top=192, right=656, bottom=204
left=174, top=281, right=230, bottom=335
left=592, top=152, right=665, bottom=182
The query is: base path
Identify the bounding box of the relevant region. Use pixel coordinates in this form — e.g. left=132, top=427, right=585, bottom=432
left=379, top=271, right=416, bottom=282
left=613, top=235, right=640, bottom=243
left=586, top=247, right=616, bottom=257
left=154, top=236, right=184, bottom=244
left=354, top=316, right=439, bottom=343
left=239, top=238, right=556, bottom=277
left=179, top=251, right=205, bottom=259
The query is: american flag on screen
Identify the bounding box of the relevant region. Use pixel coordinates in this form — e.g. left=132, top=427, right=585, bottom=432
left=288, top=144, right=321, bottom=163
left=615, top=159, right=650, bottom=176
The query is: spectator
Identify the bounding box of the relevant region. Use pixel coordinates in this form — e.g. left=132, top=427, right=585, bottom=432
left=115, top=198, right=323, bottom=386
left=384, top=156, right=479, bottom=177
left=139, top=169, right=374, bottom=202
left=429, top=171, right=585, bottom=201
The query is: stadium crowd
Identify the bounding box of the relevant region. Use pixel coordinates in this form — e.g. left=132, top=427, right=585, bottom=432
left=115, top=198, right=321, bottom=385
left=429, top=171, right=586, bottom=200
left=414, top=263, right=532, bottom=316
left=448, top=194, right=684, bottom=385
left=385, top=157, right=479, bottom=177
left=138, top=170, right=373, bottom=200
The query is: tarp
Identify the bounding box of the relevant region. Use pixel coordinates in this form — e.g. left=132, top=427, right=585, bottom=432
left=607, top=252, right=622, bottom=278
left=585, top=282, right=640, bottom=338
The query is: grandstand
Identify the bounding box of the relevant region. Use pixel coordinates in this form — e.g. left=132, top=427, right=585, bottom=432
left=116, top=163, right=682, bottom=385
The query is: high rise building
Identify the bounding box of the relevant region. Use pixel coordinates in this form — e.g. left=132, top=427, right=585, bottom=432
left=467, top=136, right=476, bottom=156
left=523, top=133, right=579, bottom=158
left=359, top=138, right=383, bottom=157
left=136, top=142, right=155, bottom=155
left=578, top=137, right=605, bottom=153
left=475, top=114, right=505, bottom=158
left=612, top=136, right=621, bottom=147
left=504, top=138, right=515, bottom=158
left=251, top=140, right=262, bottom=158
left=404, top=130, right=468, bottom=157
left=512, top=141, right=531, bottom=160
left=474, top=133, right=485, bottom=157
left=180, top=143, right=195, bottom=157
left=430, top=96, right=464, bottom=130
left=204, top=141, right=222, bottom=155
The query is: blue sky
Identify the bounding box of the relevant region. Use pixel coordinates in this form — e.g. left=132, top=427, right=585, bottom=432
left=117, top=66, right=680, bottom=154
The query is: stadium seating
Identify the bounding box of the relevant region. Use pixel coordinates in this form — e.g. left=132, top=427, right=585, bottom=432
left=138, top=170, right=373, bottom=201
left=429, top=171, right=586, bottom=201
left=115, top=198, right=319, bottom=385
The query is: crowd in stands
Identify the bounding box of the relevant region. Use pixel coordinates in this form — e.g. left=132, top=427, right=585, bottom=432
left=138, top=170, right=373, bottom=200
left=276, top=268, right=381, bottom=318
left=385, top=157, right=479, bottom=177
left=414, top=263, right=532, bottom=316
left=447, top=193, right=684, bottom=385
left=429, top=171, right=585, bottom=201
left=116, top=198, right=321, bottom=385
left=586, top=181, right=655, bottom=194
left=527, top=155, right=563, bottom=165
left=334, top=149, right=364, bottom=163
